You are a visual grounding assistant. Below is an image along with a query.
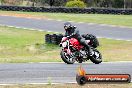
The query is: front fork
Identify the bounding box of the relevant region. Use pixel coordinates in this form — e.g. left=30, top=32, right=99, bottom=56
left=66, top=40, right=72, bottom=55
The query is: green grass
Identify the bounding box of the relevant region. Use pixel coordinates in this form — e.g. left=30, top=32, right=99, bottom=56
left=0, top=26, right=61, bottom=63
left=0, top=11, right=132, bottom=27
left=99, top=38, right=132, bottom=62
left=0, top=26, right=132, bottom=63
left=42, top=13, right=132, bottom=27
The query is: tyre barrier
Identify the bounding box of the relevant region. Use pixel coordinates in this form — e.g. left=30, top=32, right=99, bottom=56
left=0, top=6, right=132, bottom=15
left=57, top=34, right=64, bottom=45
left=51, top=34, right=58, bottom=44
left=45, top=34, right=52, bottom=43
left=45, top=34, right=63, bottom=45
left=45, top=33, right=99, bottom=48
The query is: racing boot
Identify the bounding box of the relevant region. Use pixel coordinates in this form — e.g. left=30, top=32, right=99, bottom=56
left=80, top=38, right=94, bottom=56
left=85, top=45, right=94, bottom=56
left=89, top=48, right=94, bottom=56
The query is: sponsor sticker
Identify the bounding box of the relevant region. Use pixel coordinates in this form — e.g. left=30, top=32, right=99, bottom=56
left=76, top=66, right=131, bottom=85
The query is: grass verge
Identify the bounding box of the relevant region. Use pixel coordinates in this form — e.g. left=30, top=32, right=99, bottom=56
left=0, top=11, right=132, bottom=27
left=0, top=83, right=131, bottom=88
left=0, top=26, right=132, bottom=63
left=0, top=26, right=61, bottom=63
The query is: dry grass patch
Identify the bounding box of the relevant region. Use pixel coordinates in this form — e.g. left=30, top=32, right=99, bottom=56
left=99, top=38, right=132, bottom=62
left=0, top=11, right=49, bottom=20
left=0, top=84, right=131, bottom=88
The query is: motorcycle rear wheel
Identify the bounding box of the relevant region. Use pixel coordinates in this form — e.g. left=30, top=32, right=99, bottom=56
left=60, top=51, right=75, bottom=64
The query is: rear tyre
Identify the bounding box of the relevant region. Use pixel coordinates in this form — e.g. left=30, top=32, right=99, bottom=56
left=60, top=50, right=75, bottom=64
left=79, top=61, right=83, bottom=63
left=90, top=48, right=102, bottom=64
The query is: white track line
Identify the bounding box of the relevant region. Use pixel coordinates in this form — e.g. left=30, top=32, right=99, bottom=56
left=0, top=82, right=77, bottom=85
left=97, top=36, right=132, bottom=41
left=0, top=24, right=60, bottom=34
left=0, top=23, right=131, bottom=41
left=1, top=14, right=132, bottom=29
left=0, top=81, right=131, bottom=85
left=28, top=61, right=132, bottom=64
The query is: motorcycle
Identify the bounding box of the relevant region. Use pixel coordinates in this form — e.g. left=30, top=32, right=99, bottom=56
left=60, top=35, right=102, bottom=64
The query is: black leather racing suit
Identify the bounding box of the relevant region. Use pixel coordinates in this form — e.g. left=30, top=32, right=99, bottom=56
left=64, top=27, right=91, bottom=53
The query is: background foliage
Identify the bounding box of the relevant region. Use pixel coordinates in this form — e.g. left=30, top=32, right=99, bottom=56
left=66, top=0, right=86, bottom=8
left=0, top=0, right=132, bottom=8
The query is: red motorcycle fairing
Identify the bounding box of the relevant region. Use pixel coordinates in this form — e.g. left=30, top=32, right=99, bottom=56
left=69, top=38, right=83, bottom=50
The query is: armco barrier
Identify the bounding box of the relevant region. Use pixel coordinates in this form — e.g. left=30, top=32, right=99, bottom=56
left=0, top=6, right=132, bottom=15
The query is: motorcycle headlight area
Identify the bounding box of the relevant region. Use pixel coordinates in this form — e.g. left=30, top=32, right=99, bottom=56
left=62, top=42, right=67, bottom=47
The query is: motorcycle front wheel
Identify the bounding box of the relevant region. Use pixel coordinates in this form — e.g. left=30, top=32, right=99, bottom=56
left=60, top=50, right=75, bottom=64
left=90, top=48, right=102, bottom=64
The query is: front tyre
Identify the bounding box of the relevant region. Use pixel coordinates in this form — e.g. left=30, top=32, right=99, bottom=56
left=90, top=48, right=102, bottom=64
left=60, top=50, right=75, bottom=64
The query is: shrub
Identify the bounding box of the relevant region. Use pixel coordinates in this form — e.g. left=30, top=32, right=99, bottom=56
left=66, top=0, right=86, bottom=8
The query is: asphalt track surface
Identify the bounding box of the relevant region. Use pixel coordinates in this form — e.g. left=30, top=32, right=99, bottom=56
left=0, top=62, right=131, bottom=84
left=0, top=15, right=132, bottom=84
left=0, top=15, right=132, bottom=41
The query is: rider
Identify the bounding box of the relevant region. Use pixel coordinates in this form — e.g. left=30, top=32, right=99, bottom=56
left=63, top=22, right=93, bottom=56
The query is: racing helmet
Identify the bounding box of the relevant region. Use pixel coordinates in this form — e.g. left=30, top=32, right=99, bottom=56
left=64, top=22, right=73, bottom=30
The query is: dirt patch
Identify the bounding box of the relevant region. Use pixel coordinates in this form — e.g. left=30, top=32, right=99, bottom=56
left=0, top=12, right=49, bottom=20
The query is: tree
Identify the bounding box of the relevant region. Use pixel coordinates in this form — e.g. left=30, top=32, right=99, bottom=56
left=112, top=0, right=124, bottom=8
left=125, top=0, right=132, bottom=8
left=49, top=0, right=54, bottom=6
left=53, top=0, right=67, bottom=6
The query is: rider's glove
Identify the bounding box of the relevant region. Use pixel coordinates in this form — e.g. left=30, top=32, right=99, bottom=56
left=71, top=33, right=75, bottom=36
left=67, top=33, right=75, bottom=39
left=67, top=36, right=70, bottom=39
